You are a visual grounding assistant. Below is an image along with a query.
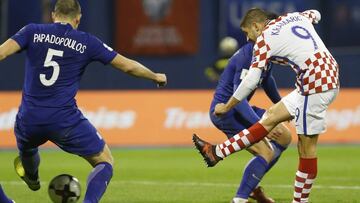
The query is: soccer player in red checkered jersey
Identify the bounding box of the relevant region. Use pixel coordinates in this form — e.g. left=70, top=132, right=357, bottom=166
left=193, top=8, right=339, bottom=203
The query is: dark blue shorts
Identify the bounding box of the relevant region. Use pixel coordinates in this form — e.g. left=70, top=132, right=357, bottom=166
left=14, top=116, right=105, bottom=157
left=210, top=104, right=265, bottom=138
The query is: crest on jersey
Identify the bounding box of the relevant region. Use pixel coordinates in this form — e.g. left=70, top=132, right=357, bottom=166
left=142, top=0, right=173, bottom=22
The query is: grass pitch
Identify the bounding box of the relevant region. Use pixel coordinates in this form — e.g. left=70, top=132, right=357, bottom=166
left=0, top=145, right=359, bottom=203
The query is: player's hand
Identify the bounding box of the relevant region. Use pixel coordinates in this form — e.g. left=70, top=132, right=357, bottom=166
left=214, top=103, right=228, bottom=117
left=155, top=73, right=167, bottom=87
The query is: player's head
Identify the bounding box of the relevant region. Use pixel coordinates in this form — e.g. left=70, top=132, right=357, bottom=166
left=240, top=8, right=275, bottom=42
left=52, top=0, right=82, bottom=29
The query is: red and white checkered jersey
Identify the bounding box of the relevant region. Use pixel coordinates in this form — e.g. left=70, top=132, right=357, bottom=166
left=251, top=10, right=339, bottom=95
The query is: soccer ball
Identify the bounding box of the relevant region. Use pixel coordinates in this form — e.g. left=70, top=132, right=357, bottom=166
left=48, top=174, right=81, bottom=203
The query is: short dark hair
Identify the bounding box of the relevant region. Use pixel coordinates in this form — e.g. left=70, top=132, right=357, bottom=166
left=54, top=0, right=81, bottom=19
left=240, top=8, right=270, bottom=28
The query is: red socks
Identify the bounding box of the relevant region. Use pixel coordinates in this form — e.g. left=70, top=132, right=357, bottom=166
left=293, top=157, right=317, bottom=203
left=217, top=122, right=268, bottom=158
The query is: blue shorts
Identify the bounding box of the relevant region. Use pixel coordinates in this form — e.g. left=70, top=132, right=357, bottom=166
left=210, top=104, right=265, bottom=138
left=14, top=116, right=105, bottom=157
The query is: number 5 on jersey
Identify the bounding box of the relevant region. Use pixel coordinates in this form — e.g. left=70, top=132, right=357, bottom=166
left=40, top=48, right=63, bottom=86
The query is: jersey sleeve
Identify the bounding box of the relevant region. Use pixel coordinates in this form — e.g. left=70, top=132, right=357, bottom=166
left=233, top=44, right=253, bottom=90
left=87, top=35, right=117, bottom=65
left=11, top=24, right=35, bottom=50
left=301, top=10, right=321, bottom=24
left=250, top=34, right=271, bottom=70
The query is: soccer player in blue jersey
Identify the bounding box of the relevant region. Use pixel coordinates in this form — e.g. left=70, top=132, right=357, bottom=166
left=0, top=185, right=14, bottom=203
left=196, top=15, right=292, bottom=203
left=0, top=0, right=166, bottom=202
left=204, top=41, right=292, bottom=203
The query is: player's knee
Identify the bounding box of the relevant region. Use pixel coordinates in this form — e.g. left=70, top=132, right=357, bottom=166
left=278, top=126, right=292, bottom=147
left=252, top=144, right=274, bottom=163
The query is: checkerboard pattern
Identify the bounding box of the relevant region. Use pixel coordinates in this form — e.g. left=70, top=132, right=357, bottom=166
left=301, top=10, right=320, bottom=24
left=300, top=51, right=339, bottom=95
left=250, top=34, right=271, bottom=69
left=292, top=171, right=316, bottom=203
left=218, top=129, right=250, bottom=157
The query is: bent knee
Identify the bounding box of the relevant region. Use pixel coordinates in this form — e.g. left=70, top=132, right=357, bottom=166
left=277, top=125, right=292, bottom=146
left=249, top=142, right=274, bottom=163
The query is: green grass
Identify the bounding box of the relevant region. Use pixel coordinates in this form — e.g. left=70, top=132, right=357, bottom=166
left=0, top=146, right=359, bottom=203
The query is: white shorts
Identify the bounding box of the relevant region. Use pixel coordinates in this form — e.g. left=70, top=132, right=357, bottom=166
left=281, top=89, right=338, bottom=135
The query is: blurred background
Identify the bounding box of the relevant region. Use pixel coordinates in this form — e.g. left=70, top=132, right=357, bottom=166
left=0, top=0, right=360, bottom=147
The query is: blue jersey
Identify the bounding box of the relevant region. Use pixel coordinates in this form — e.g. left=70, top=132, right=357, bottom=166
left=11, top=23, right=117, bottom=126
left=210, top=42, right=281, bottom=124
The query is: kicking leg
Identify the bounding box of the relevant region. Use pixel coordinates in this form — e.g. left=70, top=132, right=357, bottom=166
left=193, top=101, right=292, bottom=167
left=82, top=144, right=114, bottom=203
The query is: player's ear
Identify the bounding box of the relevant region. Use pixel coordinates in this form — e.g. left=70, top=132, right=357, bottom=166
left=74, top=14, right=82, bottom=28
left=51, top=12, right=56, bottom=22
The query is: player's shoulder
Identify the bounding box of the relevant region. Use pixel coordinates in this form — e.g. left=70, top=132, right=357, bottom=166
left=232, top=42, right=253, bottom=59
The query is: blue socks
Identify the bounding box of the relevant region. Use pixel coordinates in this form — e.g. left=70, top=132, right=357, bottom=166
left=266, top=141, right=287, bottom=172
left=0, top=185, right=13, bottom=203
left=236, top=156, right=268, bottom=198
left=20, top=149, right=40, bottom=180
left=83, top=162, right=113, bottom=203
left=236, top=141, right=287, bottom=199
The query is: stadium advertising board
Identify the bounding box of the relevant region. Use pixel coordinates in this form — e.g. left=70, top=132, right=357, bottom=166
left=115, top=0, right=199, bottom=55
left=0, top=89, right=359, bottom=147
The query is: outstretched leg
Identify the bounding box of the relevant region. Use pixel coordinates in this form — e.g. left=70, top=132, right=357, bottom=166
left=82, top=144, right=114, bottom=203
left=193, top=101, right=292, bottom=167
left=216, top=102, right=291, bottom=158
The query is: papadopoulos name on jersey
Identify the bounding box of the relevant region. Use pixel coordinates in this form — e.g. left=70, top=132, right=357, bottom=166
left=33, top=33, right=86, bottom=53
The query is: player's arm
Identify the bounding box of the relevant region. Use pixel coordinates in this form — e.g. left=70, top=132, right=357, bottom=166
left=214, top=68, right=262, bottom=116
left=0, top=39, right=21, bottom=61
left=301, top=10, right=321, bottom=24
left=215, top=36, right=270, bottom=116
left=261, top=64, right=281, bottom=104
left=110, top=54, right=166, bottom=87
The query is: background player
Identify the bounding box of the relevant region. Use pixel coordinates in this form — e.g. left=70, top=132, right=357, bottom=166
left=193, top=8, right=339, bottom=203
left=207, top=39, right=291, bottom=203
left=0, top=0, right=166, bottom=202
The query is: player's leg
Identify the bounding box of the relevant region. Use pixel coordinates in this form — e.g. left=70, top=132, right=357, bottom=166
left=0, top=184, right=14, bottom=203
left=193, top=90, right=300, bottom=167
left=50, top=119, right=113, bottom=203
left=193, top=101, right=292, bottom=167
left=13, top=121, right=42, bottom=191
left=82, top=144, right=114, bottom=203
left=233, top=140, right=274, bottom=203
left=291, top=89, right=338, bottom=203
left=215, top=101, right=292, bottom=158
left=266, top=122, right=292, bottom=170
left=233, top=123, right=291, bottom=203
left=292, top=134, right=318, bottom=203
left=209, top=108, right=288, bottom=203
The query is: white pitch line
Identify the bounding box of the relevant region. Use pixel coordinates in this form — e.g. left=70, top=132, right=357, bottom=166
left=115, top=180, right=360, bottom=190
left=2, top=180, right=359, bottom=190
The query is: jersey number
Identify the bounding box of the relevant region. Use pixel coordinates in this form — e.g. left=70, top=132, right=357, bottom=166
left=40, top=48, right=64, bottom=86
left=291, top=26, right=318, bottom=50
